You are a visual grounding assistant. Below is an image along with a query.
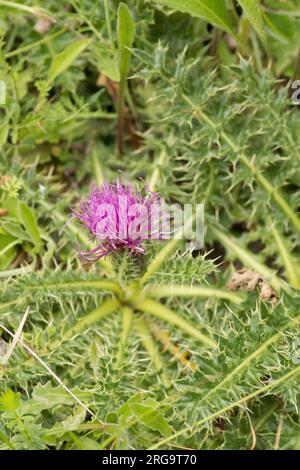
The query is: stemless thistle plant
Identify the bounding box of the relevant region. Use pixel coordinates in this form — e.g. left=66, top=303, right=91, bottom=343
left=73, top=180, right=162, bottom=261
left=62, top=178, right=245, bottom=375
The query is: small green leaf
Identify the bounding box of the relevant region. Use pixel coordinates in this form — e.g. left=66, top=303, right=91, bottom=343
left=131, top=402, right=173, bottom=437
left=0, top=389, right=20, bottom=412
left=0, top=220, right=30, bottom=242
left=117, top=2, right=135, bottom=78
left=48, top=407, right=86, bottom=437
left=31, top=382, right=91, bottom=410
left=32, top=382, right=74, bottom=407
left=75, top=437, right=103, bottom=450
left=117, top=394, right=173, bottom=437
left=5, top=196, right=20, bottom=219
left=152, top=0, right=236, bottom=37
left=47, top=39, right=90, bottom=84
left=237, top=0, right=265, bottom=38
left=19, top=202, right=42, bottom=250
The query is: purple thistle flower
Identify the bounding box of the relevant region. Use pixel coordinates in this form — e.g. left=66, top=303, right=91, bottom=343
left=73, top=180, right=162, bottom=261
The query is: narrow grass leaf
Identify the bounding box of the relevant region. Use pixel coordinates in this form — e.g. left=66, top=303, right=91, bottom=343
left=47, top=39, right=90, bottom=84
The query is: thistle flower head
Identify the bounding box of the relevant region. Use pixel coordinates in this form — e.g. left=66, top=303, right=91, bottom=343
left=73, top=180, right=162, bottom=260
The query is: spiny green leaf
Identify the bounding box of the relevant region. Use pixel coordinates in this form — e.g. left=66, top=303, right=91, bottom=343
left=148, top=284, right=245, bottom=303
left=137, top=298, right=216, bottom=348
left=60, top=298, right=119, bottom=341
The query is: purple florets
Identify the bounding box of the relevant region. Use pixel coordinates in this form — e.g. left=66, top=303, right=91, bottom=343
left=73, top=180, right=162, bottom=261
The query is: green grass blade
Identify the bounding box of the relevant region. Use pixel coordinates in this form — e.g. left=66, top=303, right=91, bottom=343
left=5, top=29, right=65, bottom=58
left=92, top=148, right=105, bottom=187
left=0, top=0, right=55, bottom=21
left=117, top=2, right=135, bottom=79
left=116, top=2, right=135, bottom=155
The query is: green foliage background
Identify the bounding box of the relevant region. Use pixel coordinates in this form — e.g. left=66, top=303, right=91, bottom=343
left=0, top=0, right=300, bottom=450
